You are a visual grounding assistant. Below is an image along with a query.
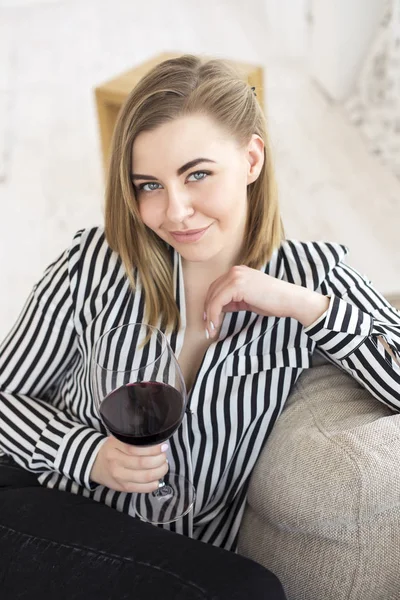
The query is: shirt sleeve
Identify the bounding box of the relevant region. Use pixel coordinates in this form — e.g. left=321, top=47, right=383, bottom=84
left=0, top=231, right=107, bottom=490
left=303, top=260, right=400, bottom=410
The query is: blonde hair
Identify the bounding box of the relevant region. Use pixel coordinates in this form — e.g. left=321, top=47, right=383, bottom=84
left=104, top=54, right=284, bottom=333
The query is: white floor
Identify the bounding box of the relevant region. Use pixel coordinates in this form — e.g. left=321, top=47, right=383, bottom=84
left=0, top=0, right=399, bottom=340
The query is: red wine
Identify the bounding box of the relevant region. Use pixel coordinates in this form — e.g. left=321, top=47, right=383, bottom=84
left=100, top=382, right=183, bottom=446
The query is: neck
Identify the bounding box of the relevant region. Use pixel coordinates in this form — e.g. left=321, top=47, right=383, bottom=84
left=182, top=250, right=240, bottom=283
left=181, top=230, right=245, bottom=279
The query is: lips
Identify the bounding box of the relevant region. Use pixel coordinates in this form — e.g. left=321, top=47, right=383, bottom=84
left=169, top=224, right=211, bottom=244
left=170, top=227, right=208, bottom=235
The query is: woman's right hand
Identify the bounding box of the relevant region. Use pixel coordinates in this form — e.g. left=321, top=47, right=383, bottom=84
left=89, top=435, right=169, bottom=492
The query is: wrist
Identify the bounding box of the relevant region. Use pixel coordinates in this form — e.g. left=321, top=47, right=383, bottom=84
left=291, top=288, right=330, bottom=327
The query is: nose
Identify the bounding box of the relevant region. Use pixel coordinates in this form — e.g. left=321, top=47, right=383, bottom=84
left=165, top=186, right=194, bottom=224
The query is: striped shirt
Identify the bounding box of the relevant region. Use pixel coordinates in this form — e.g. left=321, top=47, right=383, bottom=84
left=1, top=226, right=399, bottom=552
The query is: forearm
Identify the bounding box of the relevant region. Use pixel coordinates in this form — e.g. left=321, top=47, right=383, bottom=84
left=0, top=389, right=106, bottom=489
left=301, top=294, right=400, bottom=409
left=290, top=287, right=331, bottom=328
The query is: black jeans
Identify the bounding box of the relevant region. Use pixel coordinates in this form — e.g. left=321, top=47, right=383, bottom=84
left=0, top=456, right=286, bottom=599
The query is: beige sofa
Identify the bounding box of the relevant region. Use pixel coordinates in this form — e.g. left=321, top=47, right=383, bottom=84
left=238, top=297, right=400, bottom=600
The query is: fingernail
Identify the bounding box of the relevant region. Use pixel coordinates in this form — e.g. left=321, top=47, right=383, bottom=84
left=203, top=312, right=207, bottom=321
left=210, top=321, right=215, bottom=331
left=161, top=443, right=169, bottom=452
left=205, top=328, right=209, bottom=340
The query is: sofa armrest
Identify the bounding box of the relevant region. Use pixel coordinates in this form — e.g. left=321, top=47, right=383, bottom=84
left=238, top=355, right=400, bottom=600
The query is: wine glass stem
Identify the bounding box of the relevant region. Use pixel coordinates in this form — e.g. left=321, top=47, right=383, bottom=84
left=152, top=478, right=173, bottom=499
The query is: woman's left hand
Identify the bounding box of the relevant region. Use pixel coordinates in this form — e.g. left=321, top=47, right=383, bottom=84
left=203, top=265, right=330, bottom=338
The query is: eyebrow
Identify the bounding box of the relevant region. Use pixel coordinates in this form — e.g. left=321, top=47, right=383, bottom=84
left=130, top=158, right=216, bottom=181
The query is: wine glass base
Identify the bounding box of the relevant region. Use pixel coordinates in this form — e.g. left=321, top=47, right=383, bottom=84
left=133, top=472, right=196, bottom=525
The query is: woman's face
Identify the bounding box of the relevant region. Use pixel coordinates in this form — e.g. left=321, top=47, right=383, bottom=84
left=131, top=113, right=264, bottom=266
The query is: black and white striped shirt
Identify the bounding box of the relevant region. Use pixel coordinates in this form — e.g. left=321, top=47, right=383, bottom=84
left=1, top=226, right=399, bottom=551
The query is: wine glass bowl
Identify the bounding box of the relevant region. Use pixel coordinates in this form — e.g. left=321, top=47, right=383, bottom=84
left=91, top=322, right=195, bottom=524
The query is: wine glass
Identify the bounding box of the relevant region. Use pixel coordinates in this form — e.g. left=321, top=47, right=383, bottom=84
left=91, top=322, right=196, bottom=524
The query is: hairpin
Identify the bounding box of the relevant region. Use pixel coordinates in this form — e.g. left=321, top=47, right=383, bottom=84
left=251, top=86, right=257, bottom=97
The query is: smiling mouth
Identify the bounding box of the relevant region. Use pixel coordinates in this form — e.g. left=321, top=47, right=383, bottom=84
left=170, top=226, right=209, bottom=235
left=169, top=224, right=212, bottom=243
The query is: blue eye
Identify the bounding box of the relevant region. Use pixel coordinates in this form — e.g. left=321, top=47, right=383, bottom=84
left=139, top=182, right=161, bottom=192
left=187, top=171, right=209, bottom=182
left=135, top=170, right=210, bottom=193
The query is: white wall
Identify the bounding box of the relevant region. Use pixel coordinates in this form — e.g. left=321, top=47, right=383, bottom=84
left=262, top=0, right=310, bottom=60
left=262, top=0, right=384, bottom=101
left=309, top=0, right=385, bottom=101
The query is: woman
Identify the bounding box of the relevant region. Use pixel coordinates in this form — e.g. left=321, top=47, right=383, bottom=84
left=0, top=54, right=399, bottom=598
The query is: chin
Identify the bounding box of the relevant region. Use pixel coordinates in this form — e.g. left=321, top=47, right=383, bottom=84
left=175, top=245, right=218, bottom=263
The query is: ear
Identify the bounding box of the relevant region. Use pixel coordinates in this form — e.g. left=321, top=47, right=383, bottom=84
left=245, top=134, right=265, bottom=185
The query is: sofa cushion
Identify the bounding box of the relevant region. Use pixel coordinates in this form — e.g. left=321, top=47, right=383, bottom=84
left=238, top=350, right=400, bottom=600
